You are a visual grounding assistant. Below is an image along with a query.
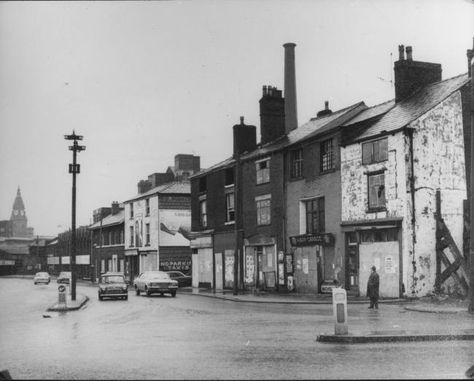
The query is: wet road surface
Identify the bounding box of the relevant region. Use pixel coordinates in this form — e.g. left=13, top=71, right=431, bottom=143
left=0, top=278, right=473, bottom=379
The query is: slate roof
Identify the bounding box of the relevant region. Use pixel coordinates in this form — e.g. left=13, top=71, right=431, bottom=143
left=190, top=156, right=236, bottom=178
left=241, top=101, right=368, bottom=161
left=89, top=209, right=125, bottom=230
left=125, top=181, right=191, bottom=203
left=345, top=73, right=469, bottom=143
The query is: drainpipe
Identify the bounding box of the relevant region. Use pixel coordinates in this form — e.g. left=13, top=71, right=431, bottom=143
left=233, top=119, right=242, bottom=295
left=469, top=54, right=474, bottom=313
left=407, top=128, right=417, bottom=296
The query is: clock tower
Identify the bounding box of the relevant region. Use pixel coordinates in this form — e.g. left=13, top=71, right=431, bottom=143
left=10, top=186, right=32, bottom=237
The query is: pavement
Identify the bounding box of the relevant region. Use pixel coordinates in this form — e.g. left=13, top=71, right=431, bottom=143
left=5, top=274, right=474, bottom=344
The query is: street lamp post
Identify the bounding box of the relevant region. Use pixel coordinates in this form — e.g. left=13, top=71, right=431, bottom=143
left=64, top=131, right=85, bottom=301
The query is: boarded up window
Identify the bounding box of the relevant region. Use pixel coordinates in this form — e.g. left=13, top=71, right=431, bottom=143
left=362, top=138, right=388, bottom=164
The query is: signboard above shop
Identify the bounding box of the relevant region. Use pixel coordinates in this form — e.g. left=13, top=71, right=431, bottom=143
left=289, top=233, right=335, bottom=247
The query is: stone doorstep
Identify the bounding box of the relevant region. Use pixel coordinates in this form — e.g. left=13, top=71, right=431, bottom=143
left=316, top=330, right=474, bottom=344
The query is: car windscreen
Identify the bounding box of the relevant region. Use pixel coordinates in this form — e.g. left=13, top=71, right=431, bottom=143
left=37, top=273, right=48, bottom=276
left=101, top=276, right=124, bottom=283
left=147, top=274, right=170, bottom=280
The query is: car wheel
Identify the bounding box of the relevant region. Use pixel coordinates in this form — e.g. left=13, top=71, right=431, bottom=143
left=145, top=287, right=151, bottom=296
left=124, top=295, right=128, bottom=301
left=34, top=282, right=37, bottom=285
left=98, top=293, right=103, bottom=301
left=171, top=291, right=176, bottom=297
left=135, top=286, right=140, bottom=296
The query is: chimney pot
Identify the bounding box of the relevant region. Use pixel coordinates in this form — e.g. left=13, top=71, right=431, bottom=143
left=398, top=45, right=405, bottom=60
left=325, top=100, right=329, bottom=110
left=262, top=85, right=267, bottom=96
left=406, top=46, right=413, bottom=61
left=240, top=116, right=244, bottom=125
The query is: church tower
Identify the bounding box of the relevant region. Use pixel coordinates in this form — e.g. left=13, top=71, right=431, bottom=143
left=10, top=187, right=33, bottom=237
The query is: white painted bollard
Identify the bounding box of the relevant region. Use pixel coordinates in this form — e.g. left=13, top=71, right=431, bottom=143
left=58, top=285, right=67, bottom=308
left=332, top=287, right=348, bottom=335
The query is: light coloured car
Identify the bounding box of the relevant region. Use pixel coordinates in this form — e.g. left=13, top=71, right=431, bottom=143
left=98, top=272, right=128, bottom=301
left=134, top=271, right=178, bottom=297
left=33, top=272, right=51, bottom=285
left=57, top=271, right=72, bottom=284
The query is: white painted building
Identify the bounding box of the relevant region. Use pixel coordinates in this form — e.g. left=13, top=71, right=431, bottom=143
left=340, top=69, right=469, bottom=297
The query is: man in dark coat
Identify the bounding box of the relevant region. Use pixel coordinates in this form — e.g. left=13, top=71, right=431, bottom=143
left=367, top=266, right=379, bottom=309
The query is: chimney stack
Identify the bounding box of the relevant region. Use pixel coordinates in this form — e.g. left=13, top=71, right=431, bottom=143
left=233, top=117, right=256, bottom=156
left=316, top=101, right=333, bottom=117
left=398, top=45, right=405, bottom=61
left=259, top=84, right=285, bottom=144
left=283, top=42, right=298, bottom=133
left=394, top=44, right=442, bottom=102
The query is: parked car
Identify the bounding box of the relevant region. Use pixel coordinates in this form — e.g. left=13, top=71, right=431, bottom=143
left=57, top=271, right=71, bottom=284
left=134, top=271, right=178, bottom=297
left=33, top=272, right=51, bottom=285
left=98, top=272, right=128, bottom=301
left=165, top=271, right=192, bottom=287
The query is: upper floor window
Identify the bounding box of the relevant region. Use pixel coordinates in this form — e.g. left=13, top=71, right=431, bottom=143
left=290, top=149, right=303, bottom=179
left=119, top=230, right=123, bottom=244
left=256, top=158, right=270, bottom=184
left=129, top=226, right=134, bottom=247
left=130, top=203, right=134, bottom=219
left=362, top=138, right=388, bottom=165
left=225, top=167, right=234, bottom=186
left=256, top=195, right=271, bottom=226
left=145, top=199, right=150, bottom=216
left=199, top=198, right=207, bottom=227
left=199, top=176, right=207, bottom=193
left=226, top=192, right=235, bottom=223
left=305, top=197, right=325, bottom=234
left=145, top=223, right=150, bottom=246
left=368, top=171, right=386, bottom=210
left=320, top=138, right=334, bottom=172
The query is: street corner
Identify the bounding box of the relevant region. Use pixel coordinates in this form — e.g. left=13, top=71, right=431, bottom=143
left=46, top=294, right=89, bottom=312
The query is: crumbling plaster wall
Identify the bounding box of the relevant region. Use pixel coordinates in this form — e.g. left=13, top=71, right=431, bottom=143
left=408, top=90, right=466, bottom=296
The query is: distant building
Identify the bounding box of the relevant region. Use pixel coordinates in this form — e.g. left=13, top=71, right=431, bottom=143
left=0, top=187, right=34, bottom=238
left=89, top=202, right=125, bottom=281
left=123, top=154, right=199, bottom=279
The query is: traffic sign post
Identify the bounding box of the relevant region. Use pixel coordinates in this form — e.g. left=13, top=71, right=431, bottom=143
left=58, top=285, right=67, bottom=308
left=332, top=287, right=348, bottom=335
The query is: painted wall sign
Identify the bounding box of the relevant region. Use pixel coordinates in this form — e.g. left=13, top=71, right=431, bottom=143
left=285, top=255, right=293, bottom=274
left=302, top=258, right=309, bottom=274
left=289, top=233, right=335, bottom=247
left=245, top=253, right=255, bottom=284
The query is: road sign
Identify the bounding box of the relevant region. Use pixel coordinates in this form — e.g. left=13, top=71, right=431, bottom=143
left=58, top=285, right=66, bottom=293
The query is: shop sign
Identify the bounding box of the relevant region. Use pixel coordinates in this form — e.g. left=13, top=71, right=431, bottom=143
left=289, top=233, right=335, bottom=247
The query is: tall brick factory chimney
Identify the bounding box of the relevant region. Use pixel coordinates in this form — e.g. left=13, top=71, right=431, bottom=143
left=284, top=42, right=298, bottom=133
left=259, top=85, right=285, bottom=145
left=394, top=45, right=442, bottom=102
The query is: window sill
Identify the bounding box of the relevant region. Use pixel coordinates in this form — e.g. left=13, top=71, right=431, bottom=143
left=319, top=168, right=337, bottom=175
left=256, top=181, right=270, bottom=186
left=224, top=221, right=235, bottom=225
left=366, top=207, right=387, bottom=213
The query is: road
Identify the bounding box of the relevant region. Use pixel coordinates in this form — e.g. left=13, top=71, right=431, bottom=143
left=0, top=278, right=473, bottom=379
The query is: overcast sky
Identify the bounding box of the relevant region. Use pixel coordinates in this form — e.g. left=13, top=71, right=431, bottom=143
left=0, top=0, right=473, bottom=236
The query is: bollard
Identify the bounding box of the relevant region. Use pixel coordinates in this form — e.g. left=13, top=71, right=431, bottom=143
left=58, top=285, right=67, bottom=308
left=332, top=287, right=348, bottom=335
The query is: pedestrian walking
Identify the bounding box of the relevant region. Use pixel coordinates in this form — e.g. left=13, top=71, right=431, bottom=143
left=367, top=265, right=379, bottom=309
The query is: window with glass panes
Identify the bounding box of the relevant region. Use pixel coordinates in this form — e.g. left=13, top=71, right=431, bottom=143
left=145, top=198, right=150, bottom=216
left=226, top=192, right=235, bottom=222
left=129, top=226, right=134, bottom=247
left=145, top=223, right=150, bottom=245
left=290, top=149, right=303, bottom=178
left=368, top=172, right=386, bottom=209
left=200, top=199, right=207, bottom=227
left=256, top=158, right=270, bottom=184
left=320, top=139, right=334, bottom=172
left=305, top=197, right=325, bottom=234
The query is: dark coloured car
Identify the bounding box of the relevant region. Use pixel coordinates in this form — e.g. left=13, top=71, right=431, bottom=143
left=57, top=271, right=71, bottom=284
left=134, top=271, right=178, bottom=297
left=166, top=271, right=192, bottom=287
left=98, top=272, right=128, bottom=301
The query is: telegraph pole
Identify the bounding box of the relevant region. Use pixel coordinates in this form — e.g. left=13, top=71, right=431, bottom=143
left=469, top=40, right=474, bottom=313
left=64, top=131, right=85, bottom=301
